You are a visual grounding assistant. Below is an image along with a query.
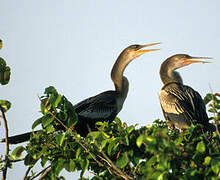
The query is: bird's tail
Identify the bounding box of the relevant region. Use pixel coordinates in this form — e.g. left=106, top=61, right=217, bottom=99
left=1, top=131, right=39, bottom=144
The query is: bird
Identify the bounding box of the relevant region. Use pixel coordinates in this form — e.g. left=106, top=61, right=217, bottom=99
left=2, top=43, right=160, bottom=144
left=159, top=54, right=216, bottom=132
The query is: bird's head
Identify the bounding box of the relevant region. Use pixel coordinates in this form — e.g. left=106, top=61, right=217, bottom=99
left=121, top=43, right=161, bottom=61
left=167, top=54, right=212, bottom=70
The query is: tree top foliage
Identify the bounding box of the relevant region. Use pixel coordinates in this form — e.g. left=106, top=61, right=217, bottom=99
left=0, top=40, right=220, bottom=179
left=1, top=86, right=219, bottom=180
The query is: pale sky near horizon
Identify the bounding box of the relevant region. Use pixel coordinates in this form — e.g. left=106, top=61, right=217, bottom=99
left=1, top=1, right=220, bottom=179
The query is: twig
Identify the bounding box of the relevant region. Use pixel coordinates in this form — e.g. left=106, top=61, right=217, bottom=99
left=39, top=97, right=110, bottom=176
left=47, top=110, right=104, bottom=167
left=38, top=96, right=105, bottom=168
left=208, top=86, right=220, bottom=139
left=22, top=166, right=32, bottom=180
left=30, top=166, right=51, bottom=180
left=99, top=149, right=133, bottom=180
left=0, top=158, right=25, bottom=164
left=0, top=106, right=9, bottom=180
left=88, top=170, right=97, bottom=176
left=89, top=129, right=133, bottom=180
left=97, top=154, right=112, bottom=167
left=28, top=165, right=51, bottom=180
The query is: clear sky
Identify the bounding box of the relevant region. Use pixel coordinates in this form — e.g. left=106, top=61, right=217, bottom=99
left=1, top=0, right=220, bottom=179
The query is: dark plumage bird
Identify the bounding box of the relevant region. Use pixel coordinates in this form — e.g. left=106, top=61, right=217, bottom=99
left=159, top=54, right=215, bottom=132
left=2, top=43, right=160, bottom=144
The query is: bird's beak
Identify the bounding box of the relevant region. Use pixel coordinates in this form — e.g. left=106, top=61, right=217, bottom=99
left=184, top=56, right=212, bottom=65
left=136, top=42, right=161, bottom=56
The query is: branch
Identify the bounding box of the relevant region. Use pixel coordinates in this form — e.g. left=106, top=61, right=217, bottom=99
left=38, top=167, right=52, bottom=180
left=0, top=158, right=25, bottom=164
left=89, top=128, right=134, bottom=180
left=38, top=96, right=105, bottom=169
left=48, top=111, right=104, bottom=167
left=0, top=106, right=9, bottom=180
left=210, top=91, right=220, bottom=139
left=30, top=165, right=51, bottom=180
left=22, top=166, right=32, bottom=180
left=40, top=97, right=133, bottom=179
left=97, top=144, right=133, bottom=180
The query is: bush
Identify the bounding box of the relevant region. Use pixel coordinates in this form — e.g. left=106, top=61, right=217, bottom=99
left=1, top=86, right=219, bottom=179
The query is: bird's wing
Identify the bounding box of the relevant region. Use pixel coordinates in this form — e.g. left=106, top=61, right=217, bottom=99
left=73, top=91, right=118, bottom=120
left=183, top=85, right=209, bottom=124
left=159, top=83, right=197, bottom=128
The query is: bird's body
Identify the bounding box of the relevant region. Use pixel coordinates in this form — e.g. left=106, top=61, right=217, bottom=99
left=159, top=54, right=215, bottom=131
left=2, top=43, right=160, bottom=144
left=73, top=90, right=120, bottom=136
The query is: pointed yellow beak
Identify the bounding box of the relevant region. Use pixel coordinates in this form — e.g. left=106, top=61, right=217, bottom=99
left=136, top=42, right=161, bottom=56
left=184, top=56, right=212, bottom=65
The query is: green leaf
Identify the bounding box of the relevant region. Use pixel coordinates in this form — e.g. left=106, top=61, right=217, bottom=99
left=0, top=100, right=11, bottom=112
left=211, top=159, right=220, bottom=174
left=151, top=171, right=162, bottom=179
left=10, top=146, right=24, bottom=160
left=107, top=139, right=118, bottom=156
left=136, top=134, right=144, bottom=148
left=44, top=86, right=58, bottom=95
left=53, top=157, right=65, bottom=176
left=96, top=121, right=105, bottom=126
left=158, top=171, right=167, bottom=180
left=76, top=147, right=81, bottom=159
left=157, top=156, right=169, bottom=171
left=32, top=117, right=43, bottom=129
left=146, top=136, right=156, bottom=145
left=114, top=117, right=122, bottom=125
left=204, top=93, right=213, bottom=104
left=101, top=139, right=108, bottom=149
left=80, top=159, right=89, bottom=177
left=46, top=125, right=55, bottom=133
left=41, top=156, right=48, bottom=167
left=127, top=125, right=135, bottom=134
left=125, top=135, right=129, bottom=146
left=42, top=116, right=54, bottom=128
left=116, top=152, right=128, bottom=168
left=146, top=156, right=157, bottom=168
left=54, top=94, right=62, bottom=107
left=203, top=156, right=211, bottom=166
left=174, top=136, right=183, bottom=145
left=65, top=159, right=76, bottom=172
left=24, top=154, right=37, bottom=166
left=56, top=133, right=65, bottom=146
left=2, top=69, right=10, bottom=85
left=88, top=131, right=101, bottom=139
left=67, top=115, right=78, bottom=128
left=196, top=141, right=206, bottom=153
left=0, top=57, right=6, bottom=67
left=0, top=58, right=11, bottom=85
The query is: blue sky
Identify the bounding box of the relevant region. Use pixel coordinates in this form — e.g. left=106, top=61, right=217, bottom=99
left=1, top=1, right=220, bottom=179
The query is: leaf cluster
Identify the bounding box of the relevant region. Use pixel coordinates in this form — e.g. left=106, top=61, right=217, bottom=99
left=0, top=51, right=11, bottom=85
left=4, top=87, right=219, bottom=180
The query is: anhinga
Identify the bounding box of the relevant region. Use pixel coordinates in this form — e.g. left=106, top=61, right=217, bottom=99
left=159, top=54, right=215, bottom=132
left=2, top=43, right=160, bottom=144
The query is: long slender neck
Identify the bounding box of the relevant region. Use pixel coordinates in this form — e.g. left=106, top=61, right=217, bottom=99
left=111, top=51, right=132, bottom=92
left=116, top=76, right=129, bottom=112
left=120, top=76, right=129, bottom=102
left=160, top=60, right=183, bottom=85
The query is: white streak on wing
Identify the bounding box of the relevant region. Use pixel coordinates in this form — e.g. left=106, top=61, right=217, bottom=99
left=78, top=108, right=112, bottom=119
left=159, top=89, right=182, bottom=114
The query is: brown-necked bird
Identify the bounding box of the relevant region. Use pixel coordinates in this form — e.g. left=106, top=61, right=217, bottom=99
left=159, top=54, right=215, bottom=132
left=2, top=43, right=160, bottom=144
